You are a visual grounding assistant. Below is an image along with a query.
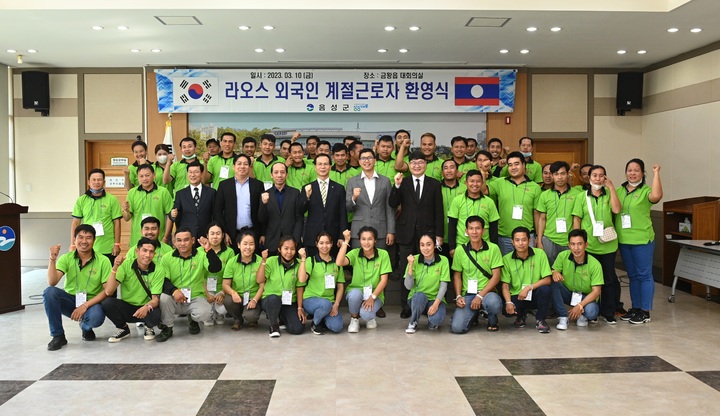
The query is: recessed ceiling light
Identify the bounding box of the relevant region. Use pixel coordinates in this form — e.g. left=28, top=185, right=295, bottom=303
left=667, top=27, right=679, bottom=33
left=151, top=49, right=162, bottom=53
left=91, top=26, right=103, bottom=31
left=6, top=49, right=16, bottom=53
left=691, top=28, right=702, bottom=33
left=238, top=25, right=250, bottom=30
left=254, top=48, right=264, bottom=53
left=130, top=49, right=141, bottom=53
left=263, top=25, right=274, bottom=30
left=520, top=49, right=530, bottom=54
left=409, top=26, right=420, bottom=31
left=500, top=49, right=509, bottom=54
left=617, top=50, right=627, bottom=54
left=526, top=27, right=537, bottom=32
left=637, top=50, right=647, bottom=54
left=378, top=49, right=388, bottom=53
left=27, top=49, right=37, bottom=53
left=385, top=26, right=396, bottom=31
left=117, top=25, right=129, bottom=31
left=399, top=48, right=408, bottom=53
left=275, top=48, right=285, bottom=53
left=551, top=27, right=562, bottom=32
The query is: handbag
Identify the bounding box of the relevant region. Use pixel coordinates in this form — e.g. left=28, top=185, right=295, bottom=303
left=586, top=194, right=617, bottom=243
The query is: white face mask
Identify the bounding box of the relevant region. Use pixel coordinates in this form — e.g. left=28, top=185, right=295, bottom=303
left=521, top=152, right=532, bottom=158
left=182, top=153, right=195, bottom=160
left=157, top=155, right=168, bottom=164
left=591, top=184, right=604, bottom=191
left=628, top=180, right=642, bottom=187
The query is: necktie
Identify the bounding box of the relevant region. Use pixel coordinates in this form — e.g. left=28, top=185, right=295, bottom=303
left=193, top=187, right=200, bottom=208
left=320, top=181, right=327, bottom=207
left=415, top=178, right=421, bottom=200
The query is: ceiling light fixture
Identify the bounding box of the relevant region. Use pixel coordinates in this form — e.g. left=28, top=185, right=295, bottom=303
left=6, top=49, right=16, bottom=53
left=399, top=48, right=408, bottom=53
left=526, top=27, right=537, bottom=32
left=637, top=50, right=647, bottom=54
left=117, top=25, right=129, bottom=30
left=667, top=27, right=679, bottom=33
left=385, top=26, right=396, bottom=31
left=255, top=48, right=264, bottom=53
left=409, top=26, right=420, bottom=31
left=520, top=49, right=529, bottom=54
left=91, top=26, right=103, bottom=31
left=500, top=49, right=509, bottom=54
left=275, top=48, right=285, bottom=53
left=238, top=25, right=250, bottom=30
left=691, top=28, right=702, bottom=33
left=151, top=49, right=162, bottom=53
left=130, top=49, right=141, bottom=52
left=27, top=49, right=37, bottom=53
left=378, top=48, right=388, bottom=53
left=17, top=55, right=22, bottom=64
left=617, top=50, right=627, bottom=54
left=263, top=25, right=274, bottom=30
left=551, top=27, right=562, bottom=32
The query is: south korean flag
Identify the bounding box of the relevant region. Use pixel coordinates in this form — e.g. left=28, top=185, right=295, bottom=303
left=173, top=77, right=219, bottom=106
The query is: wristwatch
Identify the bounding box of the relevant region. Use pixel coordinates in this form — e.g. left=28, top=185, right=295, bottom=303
left=371, top=294, right=377, bottom=300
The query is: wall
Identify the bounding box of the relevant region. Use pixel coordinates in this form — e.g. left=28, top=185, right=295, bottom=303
left=0, top=66, right=9, bottom=200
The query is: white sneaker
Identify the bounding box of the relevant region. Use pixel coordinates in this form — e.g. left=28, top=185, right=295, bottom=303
left=577, top=315, right=588, bottom=327
left=214, top=312, right=225, bottom=325
left=405, top=322, right=417, bottom=334
left=203, top=320, right=215, bottom=326
left=348, top=317, right=360, bottom=333
left=143, top=327, right=155, bottom=340
left=366, top=318, right=378, bottom=329
left=556, top=317, right=568, bottom=330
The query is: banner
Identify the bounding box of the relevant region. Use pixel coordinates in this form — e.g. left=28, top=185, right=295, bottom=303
left=156, top=69, right=516, bottom=113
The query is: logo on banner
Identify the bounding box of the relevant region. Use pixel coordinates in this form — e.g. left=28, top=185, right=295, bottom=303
left=173, top=78, right=219, bottom=106
left=454, top=77, right=500, bottom=106
left=0, top=226, right=16, bottom=252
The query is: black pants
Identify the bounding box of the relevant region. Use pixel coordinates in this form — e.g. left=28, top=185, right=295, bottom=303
left=260, top=295, right=305, bottom=334
left=588, top=251, right=619, bottom=318
left=102, top=297, right=161, bottom=328
left=511, top=285, right=552, bottom=321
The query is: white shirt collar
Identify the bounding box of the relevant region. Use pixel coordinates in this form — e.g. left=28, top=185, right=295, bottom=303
left=362, top=171, right=379, bottom=180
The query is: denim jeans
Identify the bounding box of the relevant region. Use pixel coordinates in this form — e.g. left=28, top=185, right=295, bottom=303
left=551, top=282, right=599, bottom=320
left=260, top=295, right=305, bottom=335
left=346, top=288, right=383, bottom=322
left=302, top=297, right=343, bottom=333
left=43, top=286, right=105, bottom=337
left=498, top=234, right=536, bottom=256
left=619, top=241, right=655, bottom=311
left=588, top=251, right=620, bottom=317
left=510, top=285, right=551, bottom=321
left=409, top=292, right=447, bottom=328
left=450, top=292, right=502, bottom=334
left=159, top=293, right=212, bottom=327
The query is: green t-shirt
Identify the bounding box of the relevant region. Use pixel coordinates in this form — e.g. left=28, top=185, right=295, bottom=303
left=448, top=193, right=500, bottom=245
left=441, top=182, right=467, bottom=241
left=406, top=254, right=451, bottom=302
left=345, top=248, right=392, bottom=302
left=169, top=158, right=202, bottom=195
left=500, top=248, right=552, bottom=295
left=128, top=162, right=140, bottom=188
left=253, top=155, right=285, bottom=188
left=125, top=241, right=173, bottom=264
left=424, top=157, right=444, bottom=182
left=302, top=256, right=345, bottom=301
left=56, top=249, right=110, bottom=298
left=262, top=256, right=301, bottom=303
left=114, top=259, right=166, bottom=306
left=71, top=191, right=122, bottom=254
left=571, top=189, right=618, bottom=254
left=153, top=163, right=173, bottom=195
left=375, top=158, right=399, bottom=182
left=206, top=154, right=237, bottom=189
left=552, top=250, right=604, bottom=297
left=456, top=160, right=476, bottom=185
left=287, top=162, right=317, bottom=190
left=500, top=159, right=543, bottom=183
left=126, top=185, right=173, bottom=247
left=451, top=242, right=503, bottom=295
left=329, top=165, right=360, bottom=187
left=536, top=187, right=582, bottom=246
left=204, top=246, right=235, bottom=292
left=615, top=184, right=656, bottom=245
left=223, top=253, right=262, bottom=298
left=159, top=248, right=210, bottom=300
left=488, top=177, right=541, bottom=237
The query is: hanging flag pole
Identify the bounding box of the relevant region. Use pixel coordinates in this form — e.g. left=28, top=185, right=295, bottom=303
left=163, top=113, right=174, bottom=154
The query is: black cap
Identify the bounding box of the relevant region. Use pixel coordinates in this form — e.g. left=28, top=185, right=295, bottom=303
left=206, top=138, right=220, bottom=146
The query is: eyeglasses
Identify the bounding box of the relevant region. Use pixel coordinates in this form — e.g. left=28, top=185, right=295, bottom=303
left=359, top=156, right=375, bottom=162
left=410, top=160, right=426, bottom=166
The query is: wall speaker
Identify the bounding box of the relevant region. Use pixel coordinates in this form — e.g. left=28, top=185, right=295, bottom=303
left=21, top=71, right=50, bottom=116
left=616, top=72, right=643, bottom=115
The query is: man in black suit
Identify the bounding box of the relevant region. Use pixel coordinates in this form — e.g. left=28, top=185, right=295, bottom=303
left=167, top=162, right=215, bottom=240
left=212, top=154, right=264, bottom=246
left=301, top=154, right=348, bottom=257
left=389, top=150, right=445, bottom=318
left=258, top=162, right=304, bottom=255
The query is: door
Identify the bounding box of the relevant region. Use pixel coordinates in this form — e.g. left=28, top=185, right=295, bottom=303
left=533, top=139, right=587, bottom=187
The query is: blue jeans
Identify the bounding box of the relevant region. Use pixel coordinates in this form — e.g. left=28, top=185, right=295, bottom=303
left=43, top=286, right=105, bottom=337
left=303, top=297, right=343, bottom=333
left=510, top=285, right=551, bottom=321
left=409, top=292, right=446, bottom=328
left=450, top=292, right=502, bottom=334
left=551, top=282, right=599, bottom=320
left=346, top=288, right=383, bottom=321
left=619, top=241, right=655, bottom=311
left=498, top=234, right=536, bottom=256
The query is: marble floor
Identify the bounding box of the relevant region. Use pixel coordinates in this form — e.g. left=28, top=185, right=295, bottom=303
left=1, top=269, right=720, bottom=415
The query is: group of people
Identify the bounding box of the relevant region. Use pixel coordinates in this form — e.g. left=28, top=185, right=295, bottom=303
left=43, top=130, right=662, bottom=350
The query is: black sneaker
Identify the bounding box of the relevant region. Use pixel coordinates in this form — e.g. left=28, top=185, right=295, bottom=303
left=82, top=328, right=96, bottom=341
left=604, top=315, right=617, bottom=325
left=536, top=320, right=550, bottom=334
left=399, top=307, right=410, bottom=319
left=514, top=315, right=526, bottom=328
left=108, top=326, right=131, bottom=343
left=311, top=323, right=326, bottom=335
left=155, top=326, right=173, bottom=342
left=47, top=335, right=68, bottom=351
left=629, top=310, right=651, bottom=324
left=620, top=308, right=639, bottom=321
left=269, top=324, right=280, bottom=338
left=188, top=317, right=201, bottom=335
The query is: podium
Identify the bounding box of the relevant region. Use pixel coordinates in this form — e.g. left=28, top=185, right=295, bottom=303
left=0, top=203, right=28, bottom=314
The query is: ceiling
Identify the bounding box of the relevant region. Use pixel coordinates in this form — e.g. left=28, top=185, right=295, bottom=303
left=1, top=0, right=719, bottom=69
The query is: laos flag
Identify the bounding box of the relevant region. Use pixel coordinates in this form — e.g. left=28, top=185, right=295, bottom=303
left=454, top=77, right=500, bottom=106
left=173, top=77, right=219, bottom=106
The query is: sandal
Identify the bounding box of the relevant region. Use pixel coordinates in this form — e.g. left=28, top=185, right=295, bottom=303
left=486, top=324, right=499, bottom=332
left=231, top=321, right=242, bottom=331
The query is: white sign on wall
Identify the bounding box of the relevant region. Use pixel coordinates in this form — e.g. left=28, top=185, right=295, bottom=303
left=110, top=157, right=129, bottom=166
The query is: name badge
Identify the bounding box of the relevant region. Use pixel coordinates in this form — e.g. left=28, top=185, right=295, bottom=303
left=264, top=182, right=273, bottom=191
left=116, top=284, right=122, bottom=300
left=593, top=220, right=604, bottom=237
left=467, top=279, right=478, bottom=294
left=324, top=274, right=336, bottom=289
left=556, top=218, right=567, bottom=233
left=206, top=277, right=217, bottom=292
left=243, top=291, right=250, bottom=306
left=219, top=166, right=230, bottom=179
left=522, top=284, right=533, bottom=301
left=571, top=291, right=582, bottom=306
left=281, top=290, right=293, bottom=305
left=75, top=291, right=87, bottom=308
left=92, top=222, right=105, bottom=237
left=621, top=214, right=632, bottom=229
left=181, top=287, right=192, bottom=303
left=512, top=205, right=524, bottom=220
left=142, top=213, right=151, bottom=220
left=363, top=285, right=373, bottom=300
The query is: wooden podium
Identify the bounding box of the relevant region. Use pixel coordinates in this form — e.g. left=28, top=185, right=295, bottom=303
left=0, top=203, right=28, bottom=314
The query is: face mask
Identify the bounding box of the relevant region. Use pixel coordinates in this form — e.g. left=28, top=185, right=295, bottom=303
left=628, top=180, right=642, bottom=187
left=521, top=152, right=532, bottom=158
left=591, top=184, right=604, bottom=191
left=182, top=153, right=195, bottom=160
left=157, top=155, right=168, bottom=164
left=90, top=188, right=104, bottom=194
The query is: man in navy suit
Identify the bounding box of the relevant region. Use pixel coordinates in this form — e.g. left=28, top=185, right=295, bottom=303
left=168, top=161, right=215, bottom=240
left=258, top=162, right=304, bottom=255
left=389, top=150, right=445, bottom=318
left=302, top=154, right=348, bottom=257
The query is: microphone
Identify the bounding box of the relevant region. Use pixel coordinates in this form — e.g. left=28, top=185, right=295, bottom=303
left=0, top=191, right=14, bottom=204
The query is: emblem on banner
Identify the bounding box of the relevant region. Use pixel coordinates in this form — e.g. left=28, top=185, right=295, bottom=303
left=454, top=77, right=500, bottom=106
left=173, top=77, right=219, bottom=106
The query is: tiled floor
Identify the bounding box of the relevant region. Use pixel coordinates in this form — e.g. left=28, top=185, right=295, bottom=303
left=2, top=270, right=720, bottom=415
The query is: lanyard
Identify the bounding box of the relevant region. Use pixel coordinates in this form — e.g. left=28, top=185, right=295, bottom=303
left=240, top=258, right=254, bottom=291
left=513, top=257, right=531, bottom=286
left=278, top=259, right=297, bottom=291
left=90, top=198, right=103, bottom=223
left=360, top=254, right=376, bottom=288
left=511, top=181, right=528, bottom=207
left=554, top=190, right=569, bottom=219
left=415, top=260, right=430, bottom=289
left=178, top=256, right=193, bottom=288
left=74, top=255, right=95, bottom=293
left=464, top=197, right=480, bottom=221
left=572, top=263, right=588, bottom=293
left=621, top=186, right=637, bottom=215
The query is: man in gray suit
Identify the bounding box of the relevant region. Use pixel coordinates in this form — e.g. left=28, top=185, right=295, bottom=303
left=258, top=162, right=304, bottom=256
left=346, top=149, right=396, bottom=249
